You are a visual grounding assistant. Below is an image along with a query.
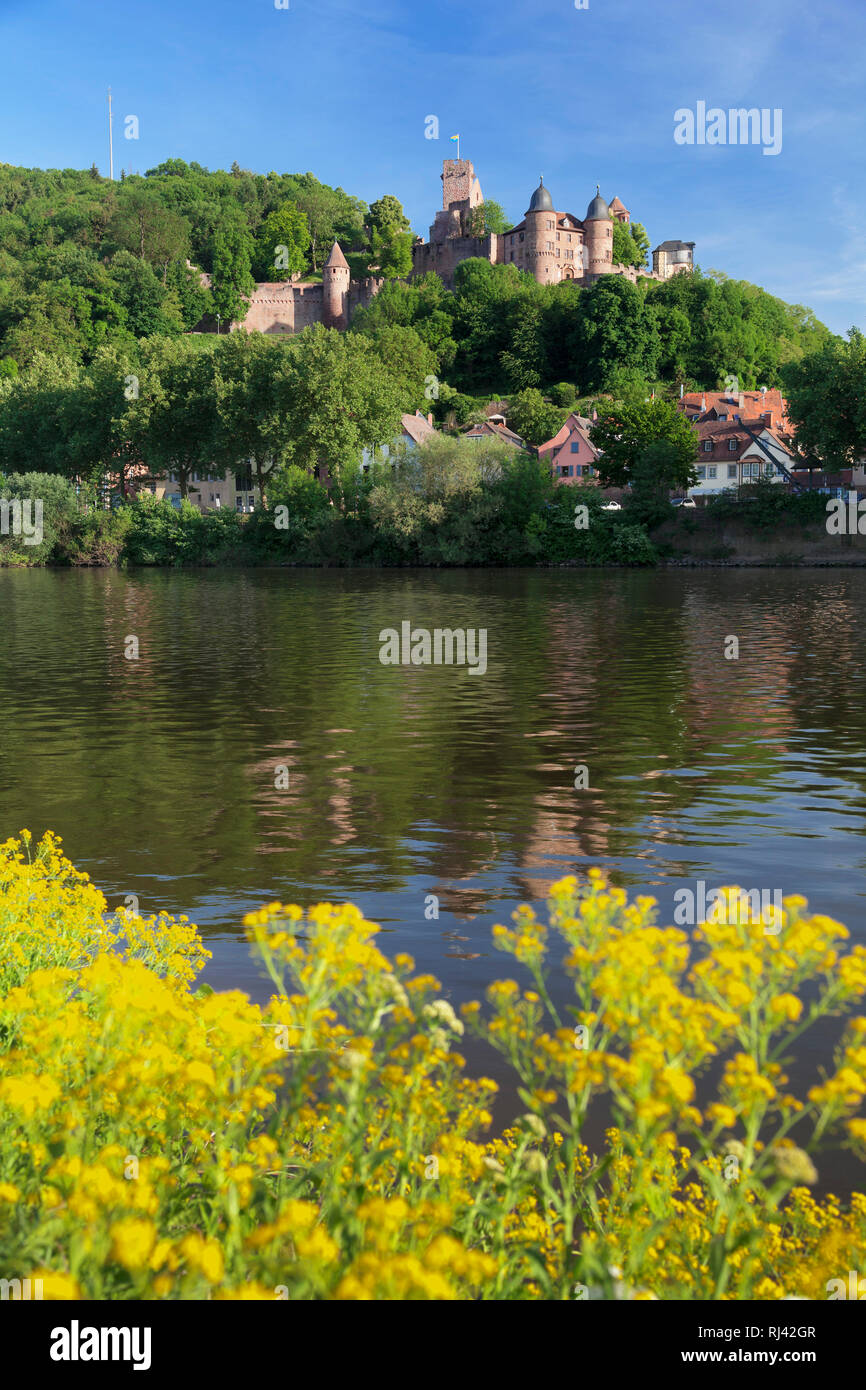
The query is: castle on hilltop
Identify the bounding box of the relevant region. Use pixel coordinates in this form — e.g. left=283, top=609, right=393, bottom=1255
left=218, top=156, right=693, bottom=336
left=411, top=158, right=694, bottom=289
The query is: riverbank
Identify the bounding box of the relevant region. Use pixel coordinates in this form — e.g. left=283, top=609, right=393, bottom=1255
left=2, top=480, right=864, bottom=568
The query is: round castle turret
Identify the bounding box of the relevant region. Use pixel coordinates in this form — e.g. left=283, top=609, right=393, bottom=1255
left=584, top=185, right=612, bottom=278
left=322, top=242, right=350, bottom=330
left=524, top=177, right=558, bottom=285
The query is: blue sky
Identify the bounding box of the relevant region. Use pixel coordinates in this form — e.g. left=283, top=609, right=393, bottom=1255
left=1, top=0, right=864, bottom=335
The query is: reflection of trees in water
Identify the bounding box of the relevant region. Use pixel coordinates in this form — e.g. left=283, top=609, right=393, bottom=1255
left=0, top=568, right=864, bottom=922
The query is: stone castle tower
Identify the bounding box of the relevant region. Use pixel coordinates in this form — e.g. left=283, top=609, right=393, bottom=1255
left=523, top=178, right=559, bottom=285
left=584, top=185, right=613, bottom=277
left=322, top=241, right=350, bottom=330
left=411, top=158, right=694, bottom=290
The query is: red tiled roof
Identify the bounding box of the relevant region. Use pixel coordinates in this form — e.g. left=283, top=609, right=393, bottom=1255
left=400, top=412, right=437, bottom=445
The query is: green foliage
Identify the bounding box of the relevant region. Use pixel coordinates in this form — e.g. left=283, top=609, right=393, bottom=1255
left=0, top=471, right=81, bottom=565
left=466, top=200, right=512, bottom=235
left=275, top=325, right=407, bottom=505
left=121, top=493, right=245, bottom=566
left=705, top=481, right=828, bottom=529
left=356, top=324, right=439, bottom=413
left=253, top=205, right=311, bottom=281
left=549, top=382, right=578, bottom=409
left=625, top=441, right=686, bottom=528
left=590, top=399, right=699, bottom=489
left=507, top=388, right=566, bottom=446
left=781, top=329, right=866, bottom=469
left=209, top=222, right=255, bottom=324
left=611, top=217, right=647, bottom=269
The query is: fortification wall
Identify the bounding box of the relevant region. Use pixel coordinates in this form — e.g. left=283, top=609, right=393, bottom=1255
left=411, top=234, right=497, bottom=288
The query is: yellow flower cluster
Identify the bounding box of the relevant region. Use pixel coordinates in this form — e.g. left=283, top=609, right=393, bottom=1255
left=0, top=833, right=865, bottom=1300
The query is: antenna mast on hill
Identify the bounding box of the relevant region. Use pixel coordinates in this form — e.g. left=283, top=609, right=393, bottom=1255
left=108, top=88, right=114, bottom=180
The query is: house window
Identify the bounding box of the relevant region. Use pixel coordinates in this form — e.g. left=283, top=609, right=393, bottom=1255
left=556, top=232, right=561, bottom=241
left=717, top=413, right=727, bottom=421
left=570, top=441, right=580, bottom=453
left=703, top=441, right=712, bottom=453
left=708, top=466, right=717, bottom=479
left=556, top=248, right=560, bottom=256
left=728, top=439, right=738, bottom=452
left=728, top=464, right=737, bottom=478
left=546, top=242, right=554, bottom=251
left=560, top=465, right=569, bottom=477
left=697, top=466, right=706, bottom=479
left=519, top=232, right=524, bottom=242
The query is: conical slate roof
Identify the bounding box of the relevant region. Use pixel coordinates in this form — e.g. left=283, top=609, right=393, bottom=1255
left=324, top=242, right=349, bottom=269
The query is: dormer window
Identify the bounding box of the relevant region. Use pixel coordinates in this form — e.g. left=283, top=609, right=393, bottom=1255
left=703, top=441, right=712, bottom=453
left=728, top=439, right=739, bottom=452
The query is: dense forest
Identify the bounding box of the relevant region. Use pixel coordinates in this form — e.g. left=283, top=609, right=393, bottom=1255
left=0, top=159, right=835, bottom=405
left=0, top=159, right=413, bottom=370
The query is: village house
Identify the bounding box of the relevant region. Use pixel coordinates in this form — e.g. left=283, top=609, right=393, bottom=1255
left=360, top=411, right=439, bottom=473
left=678, top=388, right=795, bottom=497
left=537, top=413, right=601, bottom=483
left=462, top=419, right=531, bottom=450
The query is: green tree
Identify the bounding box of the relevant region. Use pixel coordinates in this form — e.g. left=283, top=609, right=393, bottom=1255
left=275, top=326, right=405, bottom=506
left=210, top=223, right=255, bottom=325
left=213, top=332, right=294, bottom=507
left=135, top=337, right=222, bottom=499
left=292, top=180, right=345, bottom=272
left=626, top=440, right=687, bottom=526
left=466, top=201, right=512, bottom=235
left=369, top=195, right=410, bottom=240
left=108, top=188, right=190, bottom=279
left=253, top=205, right=311, bottom=281
left=368, top=195, right=413, bottom=279
left=359, top=324, right=439, bottom=413
left=573, top=277, right=661, bottom=391
left=0, top=352, right=83, bottom=474
left=507, top=388, right=565, bottom=446
left=108, top=251, right=185, bottom=339
left=589, top=398, right=698, bottom=489
left=782, top=330, right=866, bottom=470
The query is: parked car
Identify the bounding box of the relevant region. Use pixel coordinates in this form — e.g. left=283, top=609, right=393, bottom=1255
left=601, top=500, right=622, bottom=511
left=671, top=497, right=697, bottom=508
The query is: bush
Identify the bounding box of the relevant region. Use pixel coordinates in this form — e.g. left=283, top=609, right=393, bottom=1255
left=0, top=472, right=81, bottom=565
left=2, top=833, right=866, bottom=1299
left=120, top=494, right=245, bottom=566
left=549, top=382, right=578, bottom=410
left=705, top=481, right=828, bottom=529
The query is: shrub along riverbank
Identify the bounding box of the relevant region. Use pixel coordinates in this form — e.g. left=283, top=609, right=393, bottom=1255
left=1, top=831, right=865, bottom=1299
left=1, top=459, right=859, bottom=570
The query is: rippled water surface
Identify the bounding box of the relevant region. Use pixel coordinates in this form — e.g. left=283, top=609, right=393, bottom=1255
left=2, top=567, right=865, bottom=1178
